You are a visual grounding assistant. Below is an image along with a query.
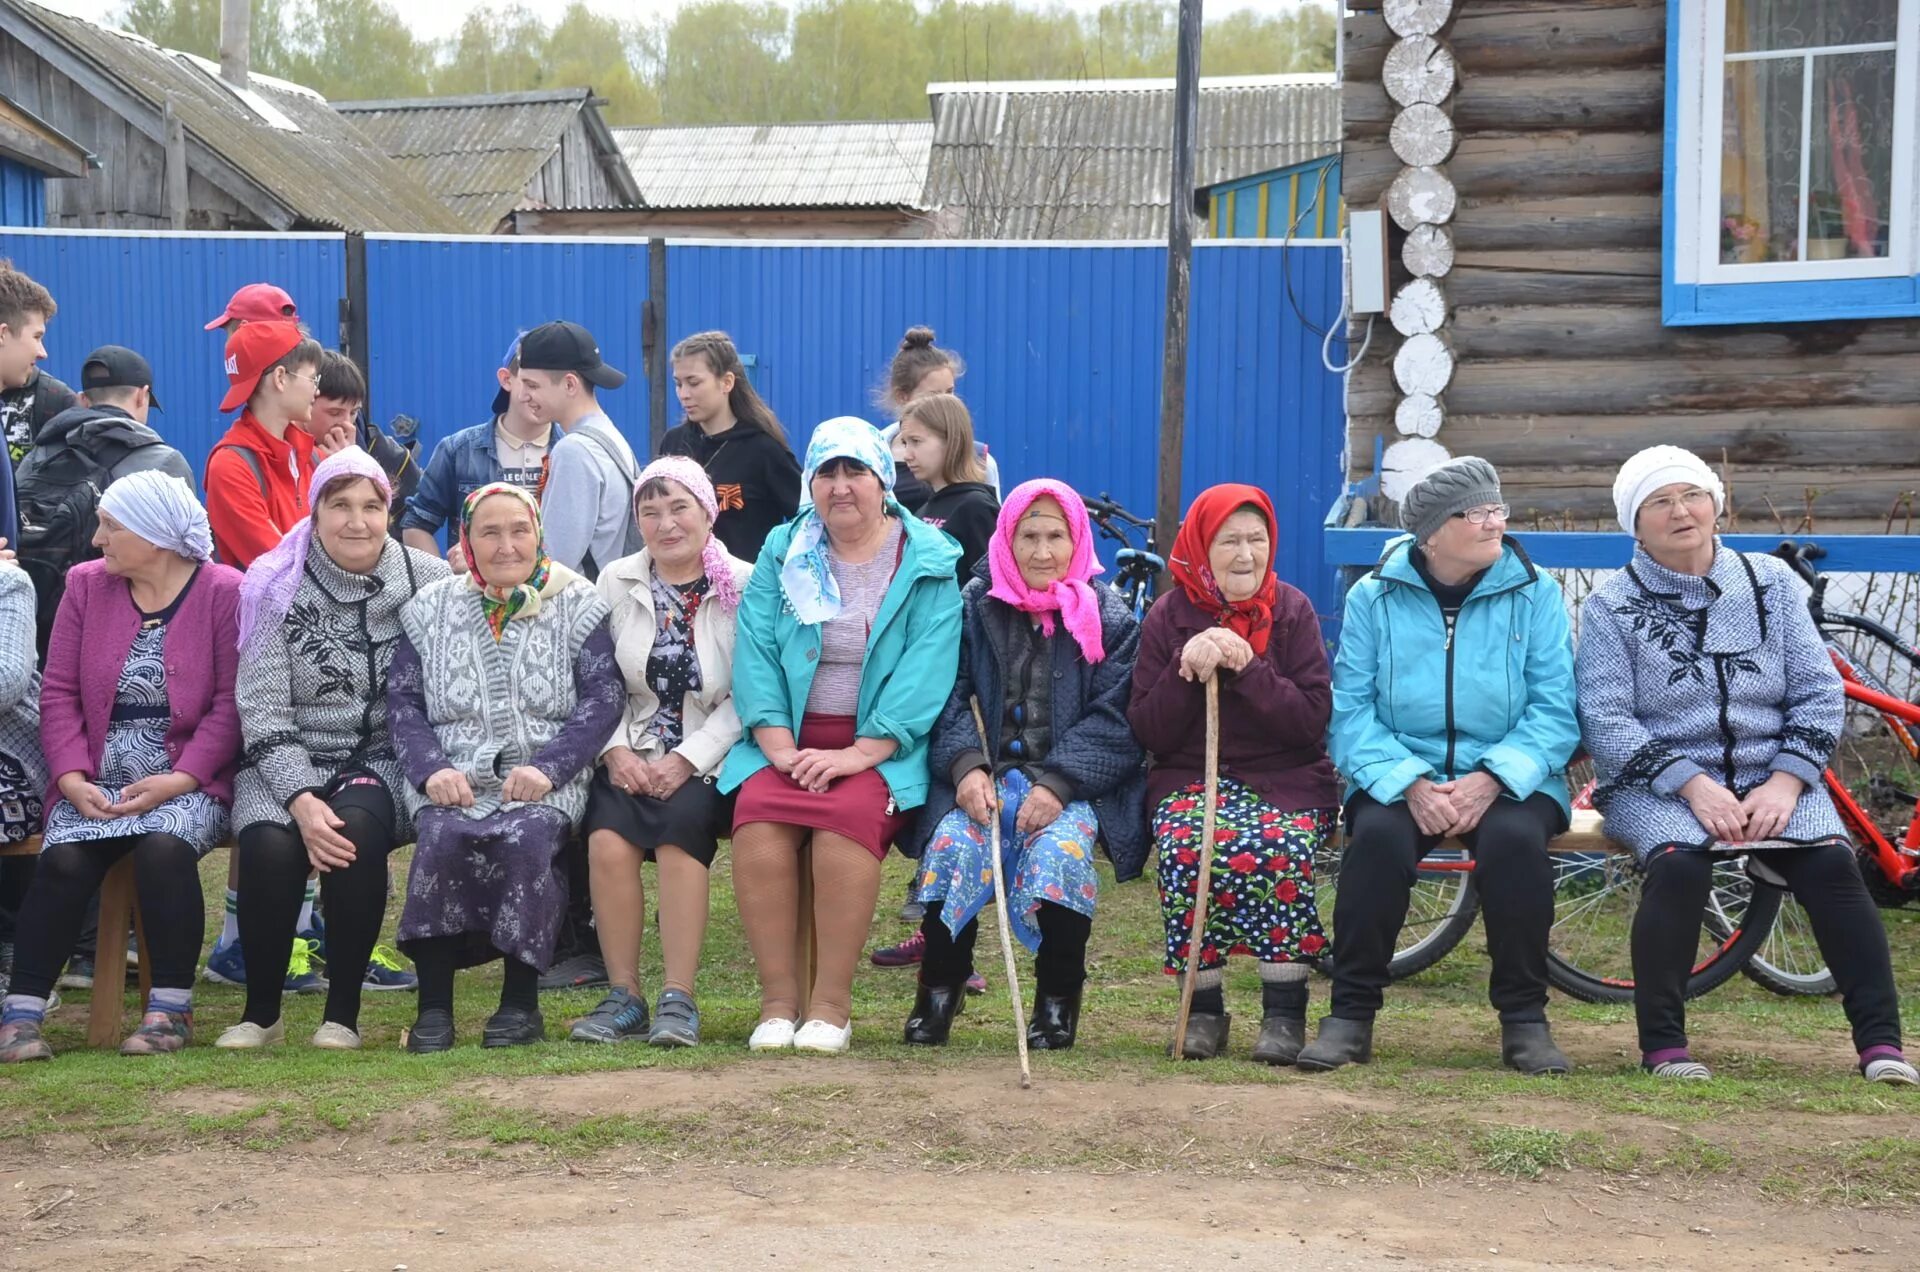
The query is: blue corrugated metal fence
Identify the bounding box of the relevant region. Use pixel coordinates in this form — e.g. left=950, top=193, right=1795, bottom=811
left=0, top=229, right=1345, bottom=611
left=0, top=159, right=47, bottom=228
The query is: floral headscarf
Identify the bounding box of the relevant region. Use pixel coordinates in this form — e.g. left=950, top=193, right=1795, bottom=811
left=236, top=446, right=390, bottom=650
left=986, top=480, right=1106, bottom=663
left=634, top=455, right=741, bottom=609
left=461, top=482, right=576, bottom=641
left=779, top=416, right=897, bottom=625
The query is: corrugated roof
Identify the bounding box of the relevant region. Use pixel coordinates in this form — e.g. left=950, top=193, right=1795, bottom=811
left=614, top=120, right=932, bottom=210
left=338, top=89, right=639, bottom=233
left=5, top=0, right=464, bottom=232
left=926, top=74, right=1338, bottom=239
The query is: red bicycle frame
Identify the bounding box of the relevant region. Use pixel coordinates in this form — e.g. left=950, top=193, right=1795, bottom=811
left=1824, top=676, right=1920, bottom=885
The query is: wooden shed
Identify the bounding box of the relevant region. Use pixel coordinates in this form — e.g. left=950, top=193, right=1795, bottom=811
left=1341, top=0, right=1920, bottom=535
left=0, top=86, right=89, bottom=225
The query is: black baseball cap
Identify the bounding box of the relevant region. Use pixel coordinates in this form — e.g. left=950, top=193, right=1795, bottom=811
left=79, top=345, right=161, bottom=411
left=517, top=320, right=625, bottom=391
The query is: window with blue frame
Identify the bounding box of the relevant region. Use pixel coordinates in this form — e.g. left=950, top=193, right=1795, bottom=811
left=1663, top=0, right=1920, bottom=325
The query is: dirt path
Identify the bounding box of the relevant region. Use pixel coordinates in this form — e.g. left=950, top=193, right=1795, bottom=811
left=4, top=1060, right=1915, bottom=1270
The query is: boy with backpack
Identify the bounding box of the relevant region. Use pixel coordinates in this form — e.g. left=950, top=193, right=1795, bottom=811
left=203, top=321, right=324, bottom=570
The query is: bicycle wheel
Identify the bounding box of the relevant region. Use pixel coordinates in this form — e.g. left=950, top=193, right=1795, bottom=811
left=1316, top=838, right=1481, bottom=981
left=1545, top=852, right=1781, bottom=1003
left=1711, top=891, right=1838, bottom=996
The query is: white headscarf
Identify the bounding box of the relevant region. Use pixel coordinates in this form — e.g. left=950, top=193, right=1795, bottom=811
left=1612, top=445, right=1725, bottom=536
left=99, top=471, right=214, bottom=562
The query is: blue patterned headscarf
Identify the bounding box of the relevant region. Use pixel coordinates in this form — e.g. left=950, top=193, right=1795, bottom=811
left=779, top=416, right=897, bottom=625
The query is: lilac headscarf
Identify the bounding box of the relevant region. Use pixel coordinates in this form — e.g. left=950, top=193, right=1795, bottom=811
left=635, top=455, right=742, bottom=609
left=236, top=445, right=392, bottom=650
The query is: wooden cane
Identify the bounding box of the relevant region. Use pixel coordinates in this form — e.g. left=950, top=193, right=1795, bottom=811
left=969, top=696, right=1033, bottom=1090
left=1171, top=676, right=1222, bottom=1059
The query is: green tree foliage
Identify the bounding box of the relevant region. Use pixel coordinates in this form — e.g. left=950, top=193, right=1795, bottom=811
left=114, top=0, right=1335, bottom=124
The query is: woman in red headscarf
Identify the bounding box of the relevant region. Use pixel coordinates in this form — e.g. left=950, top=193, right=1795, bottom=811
left=1127, top=484, right=1340, bottom=1064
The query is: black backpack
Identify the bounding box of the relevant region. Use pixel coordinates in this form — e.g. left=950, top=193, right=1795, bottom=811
left=17, top=437, right=147, bottom=660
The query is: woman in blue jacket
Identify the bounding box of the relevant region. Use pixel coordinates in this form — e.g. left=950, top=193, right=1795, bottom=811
left=1305, top=457, right=1580, bottom=1076
left=720, top=417, right=962, bottom=1055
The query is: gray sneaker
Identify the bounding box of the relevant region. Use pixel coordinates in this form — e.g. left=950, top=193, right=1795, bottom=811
left=648, top=989, right=700, bottom=1048
left=569, top=987, right=650, bottom=1043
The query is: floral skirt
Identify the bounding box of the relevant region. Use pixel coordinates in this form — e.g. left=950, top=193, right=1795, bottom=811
left=397, top=804, right=572, bottom=971
left=916, top=768, right=1099, bottom=954
left=1154, top=777, right=1332, bottom=975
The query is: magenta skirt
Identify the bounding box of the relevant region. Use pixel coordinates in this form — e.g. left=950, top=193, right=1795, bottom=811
left=732, top=714, right=912, bottom=862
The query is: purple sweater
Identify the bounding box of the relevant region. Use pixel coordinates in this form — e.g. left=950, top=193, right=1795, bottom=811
left=40, top=559, right=245, bottom=808
left=1127, top=585, right=1340, bottom=813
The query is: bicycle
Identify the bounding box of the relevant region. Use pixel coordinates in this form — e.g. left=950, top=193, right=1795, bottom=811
left=1080, top=492, right=1164, bottom=621
left=1706, top=542, right=1920, bottom=996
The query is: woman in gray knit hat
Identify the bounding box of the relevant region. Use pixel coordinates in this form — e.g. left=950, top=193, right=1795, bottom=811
left=1306, top=457, right=1581, bottom=1075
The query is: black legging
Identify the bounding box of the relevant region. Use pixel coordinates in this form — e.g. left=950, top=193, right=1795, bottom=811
left=409, top=935, right=539, bottom=1016
left=1633, top=843, right=1902, bottom=1054
left=236, top=783, right=396, bottom=1032
left=919, top=899, right=1092, bottom=995
left=1330, top=791, right=1565, bottom=1024
left=6, top=833, right=204, bottom=1000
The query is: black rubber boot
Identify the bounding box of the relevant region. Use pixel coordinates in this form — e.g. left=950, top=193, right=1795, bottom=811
left=1501, top=1021, right=1571, bottom=1076
left=1251, top=1015, right=1306, bottom=1066
left=405, top=1007, right=456, bottom=1054
left=1171, top=1012, right=1230, bottom=1060
left=1295, top=1016, right=1374, bottom=1072
left=1028, top=983, right=1082, bottom=1051
left=903, top=980, right=965, bottom=1046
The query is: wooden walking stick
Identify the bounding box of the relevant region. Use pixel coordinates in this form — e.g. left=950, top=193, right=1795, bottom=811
left=969, top=696, right=1033, bottom=1090
left=1172, top=676, right=1222, bottom=1059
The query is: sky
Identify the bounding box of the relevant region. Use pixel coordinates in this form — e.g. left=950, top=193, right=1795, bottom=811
left=50, top=0, right=1323, bottom=45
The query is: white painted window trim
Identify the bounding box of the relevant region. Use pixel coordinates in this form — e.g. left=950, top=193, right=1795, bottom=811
left=1674, top=0, right=1920, bottom=287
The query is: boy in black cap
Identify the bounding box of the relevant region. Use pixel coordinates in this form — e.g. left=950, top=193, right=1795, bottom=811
left=26, top=345, right=192, bottom=490
left=518, top=320, right=641, bottom=577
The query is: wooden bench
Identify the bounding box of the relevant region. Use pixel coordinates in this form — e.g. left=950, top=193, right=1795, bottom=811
left=0, top=835, right=154, bottom=1048
left=1429, top=808, right=1617, bottom=857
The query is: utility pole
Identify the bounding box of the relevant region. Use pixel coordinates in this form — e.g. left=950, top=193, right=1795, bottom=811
left=1155, top=0, right=1202, bottom=570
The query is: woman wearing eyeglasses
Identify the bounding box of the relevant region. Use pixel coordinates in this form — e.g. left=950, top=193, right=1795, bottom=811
left=1576, top=446, right=1913, bottom=1085
left=1308, top=457, right=1581, bottom=1075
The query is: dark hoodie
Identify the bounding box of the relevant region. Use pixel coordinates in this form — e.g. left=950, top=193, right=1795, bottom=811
left=21, top=403, right=194, bottom=491
left=916, top=480, right=1000, bottom=585
left=658, top=420, right=802, bottom=563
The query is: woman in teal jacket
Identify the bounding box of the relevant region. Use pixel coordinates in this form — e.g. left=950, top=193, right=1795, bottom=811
left=721, top=417, right=963, bottom=1055
left=1301, top=457, right=1580, bottom=1077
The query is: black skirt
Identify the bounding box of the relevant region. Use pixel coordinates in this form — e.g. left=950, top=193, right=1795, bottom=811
left=581, top=768, right=731, bottom=868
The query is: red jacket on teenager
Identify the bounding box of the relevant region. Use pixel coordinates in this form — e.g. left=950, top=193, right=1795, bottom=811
left=204, top=410, right=316, bottom=569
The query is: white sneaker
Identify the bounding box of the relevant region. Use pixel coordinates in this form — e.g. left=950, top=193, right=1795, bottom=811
left=311, top=1022, right=362, bottom=1051
left=1864, top=1057, right=1919, bottom=1085
left=748, top=1017, right=799, bottom=1051
left=214, top=1020, right=285, bottom=1049
left=793, top=1018, right=852, bottom=1054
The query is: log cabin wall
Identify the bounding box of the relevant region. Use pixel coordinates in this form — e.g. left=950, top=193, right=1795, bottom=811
left=1342, top=0, right=1920, bottom=534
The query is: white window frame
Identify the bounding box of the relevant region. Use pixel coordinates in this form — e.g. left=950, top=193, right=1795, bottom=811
left=1672, top=0, right=1920, bottom=287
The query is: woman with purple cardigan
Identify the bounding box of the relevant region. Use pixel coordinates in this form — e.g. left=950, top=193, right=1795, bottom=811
left=0, top=473, right=243, bottom=1062
left=1129, top=484, right=1340, bottom=1064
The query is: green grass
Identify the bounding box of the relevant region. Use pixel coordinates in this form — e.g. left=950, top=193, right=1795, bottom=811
left=5, top=848, right=1919, bottom=1202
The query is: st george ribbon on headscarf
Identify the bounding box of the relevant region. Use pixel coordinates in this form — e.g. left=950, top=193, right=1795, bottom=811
left=780, top=416, right=898, bottom=626
left=634, top=454, right=741, bottom=610
left=100, top=470, right=214, bottom=564
left=236, top=446, right=392, bottom=650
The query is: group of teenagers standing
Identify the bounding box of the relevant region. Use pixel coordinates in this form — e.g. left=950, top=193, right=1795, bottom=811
left=0, top=267, right=1910, bottom=1085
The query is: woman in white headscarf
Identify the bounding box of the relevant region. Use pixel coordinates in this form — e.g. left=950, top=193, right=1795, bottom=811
left=0, top=473, right=245, bottom=1062
left=719, top=417, right=962, bottom=1054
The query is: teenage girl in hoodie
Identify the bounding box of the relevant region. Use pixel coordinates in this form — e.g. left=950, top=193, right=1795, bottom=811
left=893, top=394, right=999, bottom=586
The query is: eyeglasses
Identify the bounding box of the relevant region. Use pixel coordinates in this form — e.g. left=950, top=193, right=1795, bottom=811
left=286, top=369, right=322, bottom=390
left=1452, top=504, right=1511, bottom=526
left=1642, top=488, right=1715, bottom=517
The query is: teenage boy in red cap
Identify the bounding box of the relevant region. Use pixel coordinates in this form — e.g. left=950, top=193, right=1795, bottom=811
left=204, top=283, right=299, bottom=335
left=204, top=320, right=324, bottom=570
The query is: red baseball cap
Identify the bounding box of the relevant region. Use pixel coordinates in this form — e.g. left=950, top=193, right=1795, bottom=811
left=220, top=320, right=306, bottom=412
left=204, top=283, right=299, bottom=331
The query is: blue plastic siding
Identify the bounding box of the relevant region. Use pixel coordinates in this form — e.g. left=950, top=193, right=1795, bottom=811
left=1660, top=0, right=1920, bottom=325
left=0, top=161, right=46, bottom=227
left=665, top=241, right=1346, bottom=615
left=1211, top=157, right=1342, bottom=240
left=0, top=229, right=344, bottom=486
left=364, top=236, right=652, bottom=458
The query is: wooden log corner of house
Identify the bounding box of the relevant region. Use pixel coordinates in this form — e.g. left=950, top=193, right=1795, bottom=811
left=1338, top=0, right=1920, bottom=541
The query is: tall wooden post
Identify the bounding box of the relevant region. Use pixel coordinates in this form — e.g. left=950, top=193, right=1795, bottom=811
left=1156, top=0, right=1203, bottom=565
left=645, top=238, right=669, bottom=455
